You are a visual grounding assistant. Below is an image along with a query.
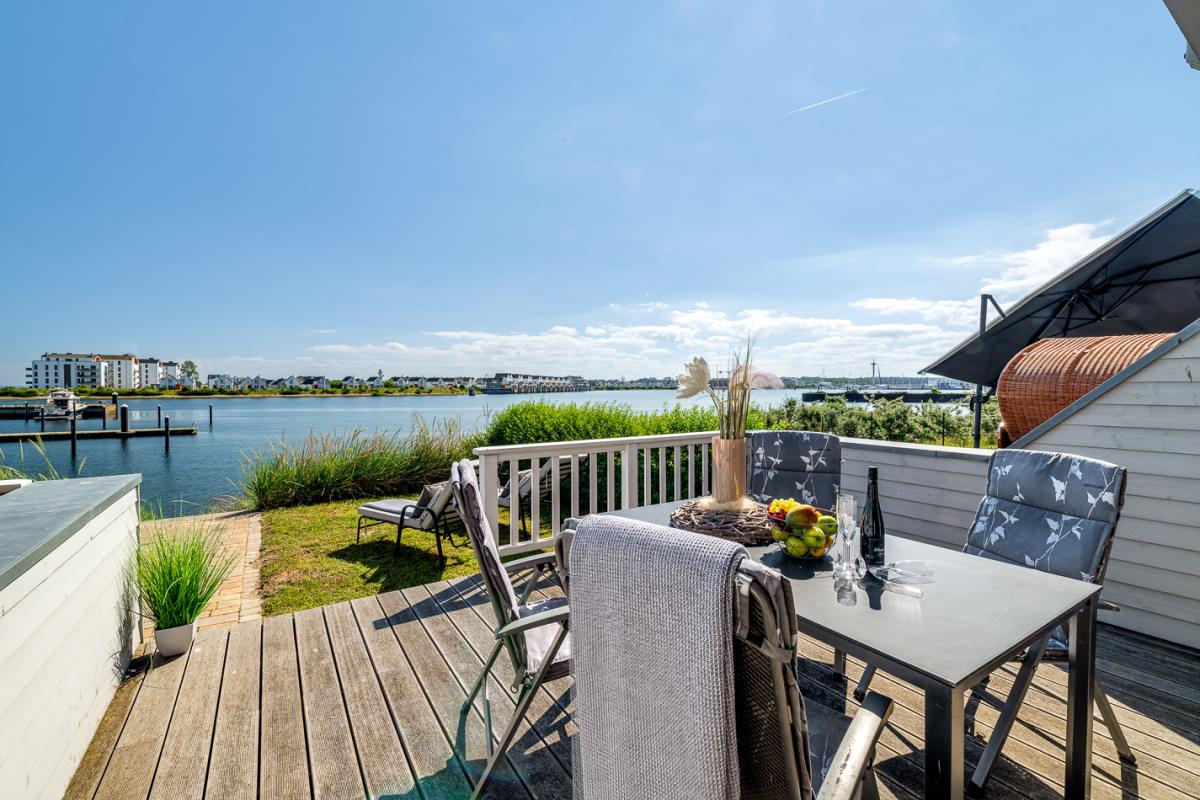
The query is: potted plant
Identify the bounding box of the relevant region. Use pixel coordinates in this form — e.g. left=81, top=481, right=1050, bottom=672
left=136, top=526, right=236, bottom=656
left=676, top=339, right=782, bottom=506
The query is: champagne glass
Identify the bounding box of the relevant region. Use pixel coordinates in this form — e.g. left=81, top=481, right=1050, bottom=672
left=835, top=492, right=858, bottom=577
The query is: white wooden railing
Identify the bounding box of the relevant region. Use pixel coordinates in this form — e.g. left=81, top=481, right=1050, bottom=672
left=475, top=431, right=717, bottom=554
left=475, top=432, right=994, bottom=556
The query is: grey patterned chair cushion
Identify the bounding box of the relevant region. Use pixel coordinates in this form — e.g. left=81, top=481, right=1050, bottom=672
left=964, top=449, right=1127, bottom=584
left=747, top=431, right=841, bottom=509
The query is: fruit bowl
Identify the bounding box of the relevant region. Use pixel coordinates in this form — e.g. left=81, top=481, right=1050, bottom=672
left=766, top=500, right=838, bottom=560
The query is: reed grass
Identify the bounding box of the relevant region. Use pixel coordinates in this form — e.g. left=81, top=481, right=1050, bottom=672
left=241, top=416, right=484, bottom=510
left=237, top=398, right=998, bottom=510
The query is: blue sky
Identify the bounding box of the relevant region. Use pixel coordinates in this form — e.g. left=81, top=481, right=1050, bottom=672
left=2, top=2, right=1197, bottom=383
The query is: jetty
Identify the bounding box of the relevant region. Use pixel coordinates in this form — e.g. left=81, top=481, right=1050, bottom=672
left=0, top=426, right=197, bottom=443
left=0, top=402, right=116, bottom=420
left=801, top=389, right=971, bottom=404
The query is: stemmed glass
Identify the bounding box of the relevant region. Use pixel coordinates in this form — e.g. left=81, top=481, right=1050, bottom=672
left=835, top=492, right=859, bottom=578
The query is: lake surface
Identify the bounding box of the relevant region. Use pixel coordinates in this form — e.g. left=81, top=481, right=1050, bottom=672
left=0, top=390, right=812, bottom=513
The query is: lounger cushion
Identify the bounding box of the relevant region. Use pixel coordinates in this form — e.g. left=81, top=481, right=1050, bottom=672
left=357, top=499, right=436, bottom=530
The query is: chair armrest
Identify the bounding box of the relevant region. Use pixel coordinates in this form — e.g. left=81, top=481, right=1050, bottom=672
left=503, top=551, right=559, bottom=574
left=494, top=606, right=570, bottom=640
left=816, top=692, right=894, bottom=800
left=1098, top=598, right=1120, bottom=613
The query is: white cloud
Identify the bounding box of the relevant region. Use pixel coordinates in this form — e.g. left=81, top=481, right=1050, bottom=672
left=977, top=222, right=1111, bottom=297
left=311, top=328, right=338, bottom=335
left=310, top=342, right=408, bottom=354
left=850, top=220, right=1116, bottom=368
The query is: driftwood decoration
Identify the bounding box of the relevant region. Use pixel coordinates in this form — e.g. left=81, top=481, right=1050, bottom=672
left=669, top=500, right=774, bottom=546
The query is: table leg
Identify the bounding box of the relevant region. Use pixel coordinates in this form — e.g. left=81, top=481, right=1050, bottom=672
left=924, top=682, right=965, bottom=800
left=1065, top=597, right=1097, bottom=799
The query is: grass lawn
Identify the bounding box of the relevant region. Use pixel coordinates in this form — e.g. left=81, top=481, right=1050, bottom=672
left=259, top=497, right=544, bottom=616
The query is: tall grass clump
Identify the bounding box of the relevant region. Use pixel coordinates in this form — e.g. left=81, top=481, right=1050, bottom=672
left=242, top=415, right=484, bottom=509
left=136, top=527, right=236, bottom=630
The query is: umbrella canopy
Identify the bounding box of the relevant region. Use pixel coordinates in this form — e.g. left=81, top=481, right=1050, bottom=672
left=1164, top=0, right=1200, bottom=70
left=924, top=189, right=1200, bottom=387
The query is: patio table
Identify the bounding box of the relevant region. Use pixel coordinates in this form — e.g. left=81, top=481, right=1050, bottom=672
left=605, top=500, right=1101, bottom=800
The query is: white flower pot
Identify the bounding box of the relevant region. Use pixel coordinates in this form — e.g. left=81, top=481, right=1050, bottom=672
left=155, top=622, right=196, bottom=657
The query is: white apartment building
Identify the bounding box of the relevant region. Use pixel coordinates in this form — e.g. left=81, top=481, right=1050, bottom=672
left=25, top=352, right=194, bottom=390
left=25, top=354, right=105, bottom=389
left=98, top=355, right=140, bottom=390
left=138, top=358, right=162, bottom=388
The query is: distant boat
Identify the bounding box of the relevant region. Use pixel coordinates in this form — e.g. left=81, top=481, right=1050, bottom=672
left=44, top=389, right=82, bottom=418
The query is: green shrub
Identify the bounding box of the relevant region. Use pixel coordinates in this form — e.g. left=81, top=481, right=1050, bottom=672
left=483, top=400, right=761, bottom=445
left=136, top=526, right=236, bottom=629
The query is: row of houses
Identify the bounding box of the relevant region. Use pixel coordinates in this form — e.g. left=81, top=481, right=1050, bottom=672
left=26, top=353, right=193, bottom=390
left=202, top=372, right=484, bottom=390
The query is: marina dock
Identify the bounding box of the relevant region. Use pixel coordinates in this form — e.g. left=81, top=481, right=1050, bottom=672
left=0, top=402, right=116, bottom=420
left=0, top=426, right=197, bottom=443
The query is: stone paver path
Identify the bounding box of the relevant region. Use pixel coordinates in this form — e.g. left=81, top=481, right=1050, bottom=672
left=140, top=510, right=262, bottom=638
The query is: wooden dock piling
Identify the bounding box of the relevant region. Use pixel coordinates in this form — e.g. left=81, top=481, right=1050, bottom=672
left=119, top=405, right=129, bottom=433
left=164, top=416, right=170, bottom=452
left=70, top=418, right=77, bottom=457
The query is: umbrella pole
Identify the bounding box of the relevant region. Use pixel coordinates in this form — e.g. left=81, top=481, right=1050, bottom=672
left=974, top=293, right=1006, bottom=448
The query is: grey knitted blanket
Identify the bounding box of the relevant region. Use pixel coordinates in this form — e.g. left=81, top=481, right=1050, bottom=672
left=570, top=515, right=747, bottom=800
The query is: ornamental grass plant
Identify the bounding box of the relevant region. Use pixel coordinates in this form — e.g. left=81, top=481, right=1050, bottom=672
left=136, top=525, right=237, bottom=630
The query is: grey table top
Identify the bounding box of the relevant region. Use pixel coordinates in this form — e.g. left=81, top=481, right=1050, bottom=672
left=0, top=474, right=141, bottom=593
left=608, top=501, right=1100, bottom=688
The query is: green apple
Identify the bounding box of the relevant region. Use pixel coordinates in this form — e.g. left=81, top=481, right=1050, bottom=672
left=785, top=536, right=809, bottom=558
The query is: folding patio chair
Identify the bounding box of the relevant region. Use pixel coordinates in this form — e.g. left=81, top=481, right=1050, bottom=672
left=355, top=479, right=456, bottom=559
left=848, top=448, right=1135, bottom=795
left=570, top=513, right=894, bottom=800
left=748, top=430, right=842, bottom=508
left=449, top=458, right=571, bottom=800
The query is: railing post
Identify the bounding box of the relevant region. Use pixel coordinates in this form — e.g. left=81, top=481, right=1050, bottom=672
left=621, top=443, right=637, bottom=509
left=550, top=456, right=561, bottom=536
left=507, top=458, right=519, bottom=547
left=569, top=454, right=580, bottom=520
left=479, top=452, right=500, bottom=539
left=530, top=458, right=542, bottom=543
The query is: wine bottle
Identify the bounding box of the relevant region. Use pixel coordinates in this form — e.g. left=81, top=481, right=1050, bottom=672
left=859, top=466, right=887, bottom=567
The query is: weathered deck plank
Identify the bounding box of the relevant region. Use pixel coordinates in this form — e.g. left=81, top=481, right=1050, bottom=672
left=206, top=621, right=262, bottom=800
left=259, top=614, right=310, bottom=800
left=294, top=607, right=363, bottom=800
left=350, top=595, right=476, bottom=800
left=93, top=650, right=189, bottom=800
left=322, top=601, right=417, bottom=798
left=148, top=630, right=228, bottom=800
left=67, top=575, right=1200, bottom=800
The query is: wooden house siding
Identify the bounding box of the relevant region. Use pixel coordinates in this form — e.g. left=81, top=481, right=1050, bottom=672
left=1021, top=337, right=1200, bottom=649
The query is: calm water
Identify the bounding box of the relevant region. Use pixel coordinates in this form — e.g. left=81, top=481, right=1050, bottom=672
left=0, top=390, right=810, bottom=512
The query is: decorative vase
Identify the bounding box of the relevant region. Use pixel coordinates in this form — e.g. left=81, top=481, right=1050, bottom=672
left=711, top=435, right=747, bottom=504
left=155, top=621, right=196, bottom=657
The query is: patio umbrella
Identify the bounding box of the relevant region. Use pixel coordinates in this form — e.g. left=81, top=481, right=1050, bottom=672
left=924, top=189, right=1200, bottom=388
left=1164, top=0, right=1200, bottom=70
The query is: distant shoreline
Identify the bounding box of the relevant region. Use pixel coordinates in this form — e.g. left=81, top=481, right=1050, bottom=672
left=0, top=386, right=684, bottom=401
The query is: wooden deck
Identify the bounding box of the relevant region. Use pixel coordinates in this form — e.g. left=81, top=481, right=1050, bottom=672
left=66, top=570, right=1200, bottom=800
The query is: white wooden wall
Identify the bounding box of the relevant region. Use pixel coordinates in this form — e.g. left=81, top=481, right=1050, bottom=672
left=1021, top=337, right=1200, bottom=650
left=0, top=486, right=141, bottom=800
left=840, top=438, right=990, bottom=549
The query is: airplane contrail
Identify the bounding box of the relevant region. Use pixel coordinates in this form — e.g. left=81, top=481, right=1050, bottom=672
left=788, top=81, right=889, bottom=115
